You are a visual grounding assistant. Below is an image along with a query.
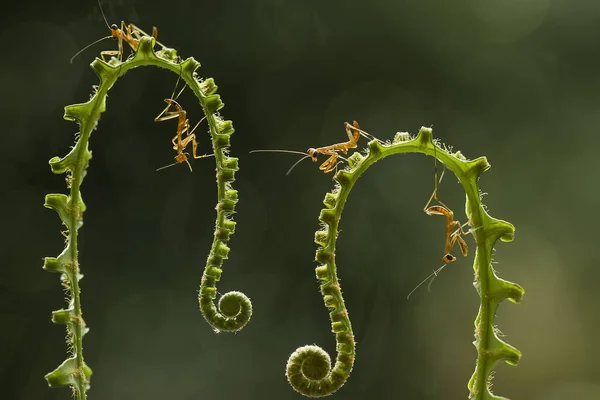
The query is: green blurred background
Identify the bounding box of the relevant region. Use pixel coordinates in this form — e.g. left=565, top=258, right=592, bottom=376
left=1, top=0, right=599, bottom=399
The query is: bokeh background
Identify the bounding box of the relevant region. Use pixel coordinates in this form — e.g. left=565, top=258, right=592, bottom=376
left=1, top=0, right=599, bottom=399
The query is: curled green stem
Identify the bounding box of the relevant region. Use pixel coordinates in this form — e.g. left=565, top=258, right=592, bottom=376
left=43, top=37, right=251, bottom=398
left=287, top=127, right=523, bottom=399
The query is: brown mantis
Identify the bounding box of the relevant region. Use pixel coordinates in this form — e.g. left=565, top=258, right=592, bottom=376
left=250, top=121, right=382, bottom=175
left=423, top=166, right=469, bottom=265
left=407, top=141, right=472, bottom=299
left=154, top=75, right=211, bottom=172
left=70, top=0, right=165, bottom=64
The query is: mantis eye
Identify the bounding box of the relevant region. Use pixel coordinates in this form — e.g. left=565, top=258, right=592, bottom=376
left=111, top=24, right=119, bottom=30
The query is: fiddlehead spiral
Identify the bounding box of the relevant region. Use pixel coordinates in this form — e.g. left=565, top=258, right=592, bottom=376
left=287, top=126, right=523, bottom=399
left=190, top=68, right=252, bottom=333
left=43, top=37, right=250, bottom=398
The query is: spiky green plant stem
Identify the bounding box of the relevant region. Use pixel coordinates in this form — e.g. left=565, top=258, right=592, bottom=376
left=43, top=37, right=251, bottom=399
left=287, top=127, right=524, bottom=399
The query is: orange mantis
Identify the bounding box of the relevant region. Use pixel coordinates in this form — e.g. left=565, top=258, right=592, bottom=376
left=423, top=166, right=469, bottom=265
left=407, top=142, right=472, bottom=299
left=250, top=121, right=381, bottom=175
left=98, top=21, right=160, bottom=63
left=70, top=0, right=165, bottom=63
left=154, top=78, right=211, bottom=172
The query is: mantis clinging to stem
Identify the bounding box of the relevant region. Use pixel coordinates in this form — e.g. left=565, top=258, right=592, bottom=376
left=423, top=167, right=469, bottom=265
left=407, top=141, right=472, bottom=299
left=154, top=75, right=211, bottom=172
left=250, top=121, right=382, bottom=175
left=70, top=0, right=165, bottom=63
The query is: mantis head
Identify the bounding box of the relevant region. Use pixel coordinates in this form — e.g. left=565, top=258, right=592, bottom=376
left=442, top=254, right=457, bottom=263
left=306, top=148, right=319, bottom=162
left=110, top=24, right=120, bottom=38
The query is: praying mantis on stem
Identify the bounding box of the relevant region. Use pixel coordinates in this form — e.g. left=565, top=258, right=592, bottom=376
left=70, top=0, right=165, bottom=64
left=407, top=142, right=472, bottom=299
left=250, top=121, right=382, bottom=175
left=154, top=75, right=212, bottom=172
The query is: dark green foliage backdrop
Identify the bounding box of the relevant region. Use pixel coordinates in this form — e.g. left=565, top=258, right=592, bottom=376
left=1, top=0, right=599, bottom=399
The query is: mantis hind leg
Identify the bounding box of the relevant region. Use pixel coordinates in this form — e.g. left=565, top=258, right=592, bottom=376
left=346, top=120, right=383, bottom=143
left=182, top=120, right=210, bottom=160
left=344, top=121, right=358, bottom=142
left=129, top=23, right=164, bottom=47
left=155, top=108, right=183, bottom=123
left=423, top=161, right=449, bottom=211
left=171, top=133, right=180, bottom=150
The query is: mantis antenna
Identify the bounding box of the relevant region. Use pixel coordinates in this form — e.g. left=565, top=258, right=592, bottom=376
left=156, top=153, right=215, bottom=172
left=70, top=36, right=113, bottom=64
left=249, top=149, right=314, bottom=176
left=156, top=159, right=191, bottom=172
left=406, top=263, right=448, bottom=299
left=250, top=121, right=376, bottom=175
left=70, top=0, right=113, bottom=64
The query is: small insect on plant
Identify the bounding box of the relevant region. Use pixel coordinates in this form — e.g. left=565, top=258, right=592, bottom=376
left=154, top=75, right=211, bottom=172
left=407, top=144, right=472, bottom=299
left=250, top=121, right=381, bottom=175
left=70, top=0, right=165, bottom=64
